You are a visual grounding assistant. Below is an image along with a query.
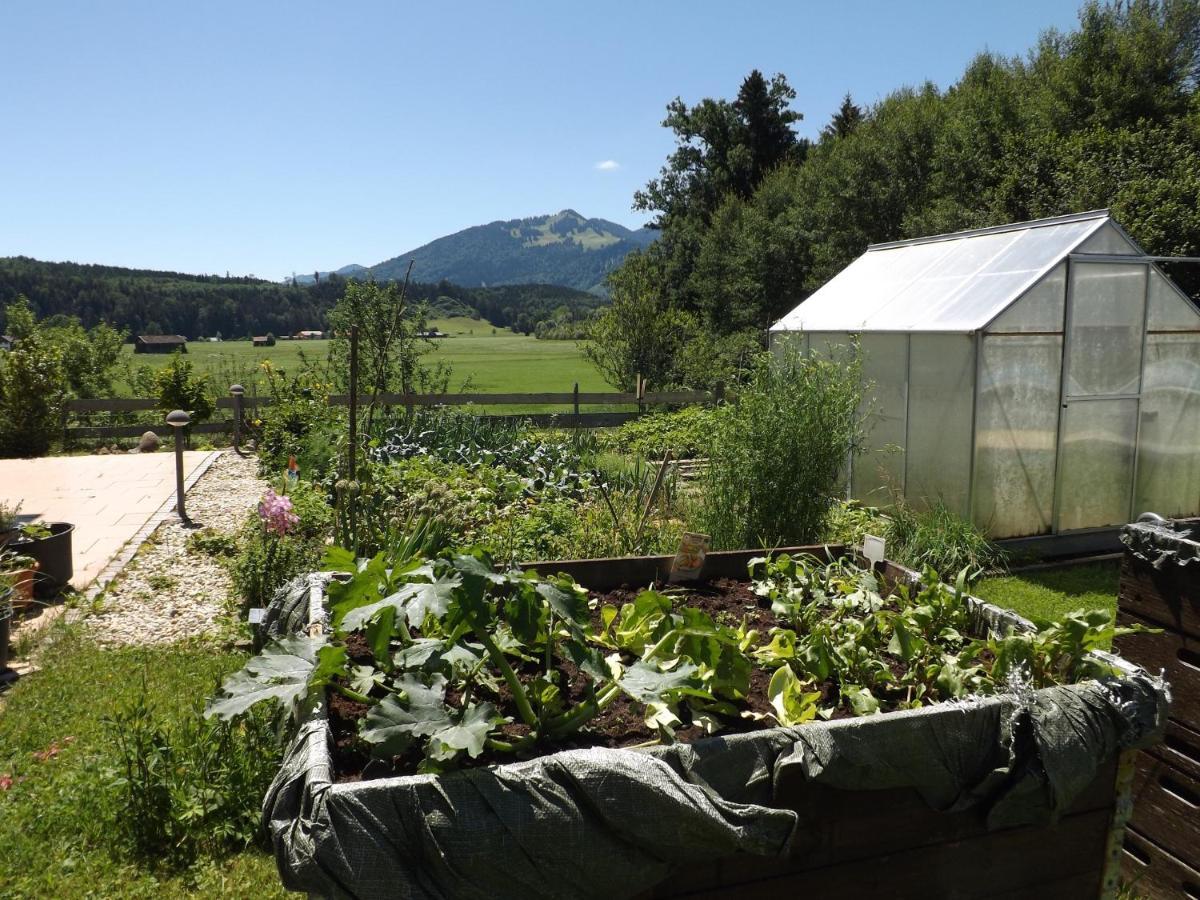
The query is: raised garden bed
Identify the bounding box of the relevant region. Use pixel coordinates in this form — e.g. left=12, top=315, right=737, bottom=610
left=1113, top=516, right=1200, bottom=894
left=224, top=546, right=1168, bottom=900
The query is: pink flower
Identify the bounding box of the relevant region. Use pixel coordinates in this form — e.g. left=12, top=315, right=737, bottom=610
left=258, top=489, right=299, bottom=537
left=0, top=773, right=13, bottom=791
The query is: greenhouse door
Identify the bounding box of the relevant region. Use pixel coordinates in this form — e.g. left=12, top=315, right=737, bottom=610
left=1054, top=261, right=1148, bottom=532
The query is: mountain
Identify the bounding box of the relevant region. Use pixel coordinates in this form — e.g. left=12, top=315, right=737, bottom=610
left=301, top=210, right=655, bottom=293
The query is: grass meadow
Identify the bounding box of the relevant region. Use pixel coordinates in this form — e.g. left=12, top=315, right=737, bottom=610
left=115, top=317, right=611, bottom=400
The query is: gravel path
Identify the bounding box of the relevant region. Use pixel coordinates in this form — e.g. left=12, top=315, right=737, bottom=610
left=83, top=451, right=267, bottom=647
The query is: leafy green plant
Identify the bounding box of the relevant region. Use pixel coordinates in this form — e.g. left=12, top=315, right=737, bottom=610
left=229, top=483, right=329, bottom=611
left=695, top=345, right=864, bottom=549
left=103, top=679, right=281, bottom=868
left=601, top=406, right=720, bottom=459
left=747, top=553, right=1152, bottom=717
left=186, top=527, right=239, bottom=559
left=0, top=329, right=66, bottom=457
left=153, top=351, right=215, bottom=425
left=0, top=499, right=21, bottom=531
left=886, top=496, right=1005, bottom=578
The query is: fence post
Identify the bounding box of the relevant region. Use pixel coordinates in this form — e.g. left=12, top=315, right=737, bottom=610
left=713, top=380, right=725, bottom=404
left=166, top=409, right=191, bottom=524
left=573, top=382, right=579, bottom=418
left=348, top=325, right=358, bottom=482
left=636, top=374, right=645, bottom=416
left=230, top=384, right=245, bottom=456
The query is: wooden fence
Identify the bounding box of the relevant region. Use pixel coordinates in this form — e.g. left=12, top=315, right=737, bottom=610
left=62, top=384, right=723, bottom=441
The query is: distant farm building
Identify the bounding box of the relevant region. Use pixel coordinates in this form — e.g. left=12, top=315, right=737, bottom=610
left=419, top=329, right=449, bottom=338
left=0, top=334, right=14, bottom=352
left=134, top=335, right=188, bottom=354
left=295, top=330, right=325, bottom=340
left=253, top=335, right=276, bottom=347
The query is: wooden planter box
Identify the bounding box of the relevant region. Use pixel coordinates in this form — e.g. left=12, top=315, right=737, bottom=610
left=1114, top=517, right=1200, bottom=894
left=264, top=546, right=1165, bottom=900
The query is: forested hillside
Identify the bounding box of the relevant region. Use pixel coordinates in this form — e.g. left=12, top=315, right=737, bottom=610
left=591, top=0, right=1200, bottom=390
left=0, top=256, right=601, bottom=338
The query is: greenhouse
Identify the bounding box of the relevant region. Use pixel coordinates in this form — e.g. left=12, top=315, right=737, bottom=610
left=770, top=210, right=1200, bottom=543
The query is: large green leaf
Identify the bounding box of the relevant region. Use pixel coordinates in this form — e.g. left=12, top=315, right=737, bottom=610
left=361, top=673, right=453, bottom=756
left=427, top=702, right=502, bottom=761
left=204, top=635, right=326, bottom=720
left=616, top=659, right=700, bottom=704
left=535, top=580, right=589, bottom=627
left=339, top=571, right=462, bottom=631
left=766, top=666, right=820, bottom=726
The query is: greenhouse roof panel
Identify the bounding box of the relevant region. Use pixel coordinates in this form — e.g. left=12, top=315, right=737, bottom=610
left=771, top=211, right=1114, bottom=333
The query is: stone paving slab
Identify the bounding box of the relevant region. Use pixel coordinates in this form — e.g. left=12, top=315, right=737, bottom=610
left=0, top=451, right=216, bottom=589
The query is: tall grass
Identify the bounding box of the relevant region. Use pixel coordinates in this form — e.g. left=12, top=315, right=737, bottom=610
left=886, top=496, right=1005, bottom=578
left=694, top=346, right=864, bottom=549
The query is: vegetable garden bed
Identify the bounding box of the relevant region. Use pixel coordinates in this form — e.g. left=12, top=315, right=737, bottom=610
left=222, top=546, right=1168, bottom=900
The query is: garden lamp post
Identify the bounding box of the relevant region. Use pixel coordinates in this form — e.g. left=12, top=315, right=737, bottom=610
left=230, top=384, right=246, bottom=455
left=166, top=409, right=191, bottom=524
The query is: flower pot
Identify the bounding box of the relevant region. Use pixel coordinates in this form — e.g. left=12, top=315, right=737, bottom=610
left=13, top=523, right=74, bottom=598
left=8, top=566, right=37, bottom=611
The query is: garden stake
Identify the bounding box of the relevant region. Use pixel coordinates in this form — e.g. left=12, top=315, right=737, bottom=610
left=634, top=451, right=673, bottom=546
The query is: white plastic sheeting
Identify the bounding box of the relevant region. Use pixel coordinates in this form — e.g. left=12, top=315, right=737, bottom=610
left=770, top=212, right=1108, bottom=334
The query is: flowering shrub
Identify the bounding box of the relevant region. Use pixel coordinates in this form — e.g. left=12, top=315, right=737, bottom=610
left=231, top=481, right=329, bottom=611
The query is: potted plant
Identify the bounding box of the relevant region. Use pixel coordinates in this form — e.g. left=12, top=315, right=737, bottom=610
left=0, top=549, right=39, bottom=611
left=9, top=521, right=74, bottom=598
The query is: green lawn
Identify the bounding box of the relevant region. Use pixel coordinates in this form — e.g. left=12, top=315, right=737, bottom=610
left=116, top=316, right=609, bottom=401
left=971, top=561, right=1119, bottom=624
left=0, top=624, right=286, bottom=899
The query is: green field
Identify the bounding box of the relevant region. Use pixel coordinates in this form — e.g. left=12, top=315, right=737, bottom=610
left=116, top=317, right=610, bottom=400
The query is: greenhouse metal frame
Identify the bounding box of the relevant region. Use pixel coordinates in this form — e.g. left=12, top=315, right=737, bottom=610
left=769, top=210, right=1200, bottom=546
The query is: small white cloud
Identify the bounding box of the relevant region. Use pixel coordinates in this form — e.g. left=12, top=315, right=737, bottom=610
left=594, top=160, right=620, bottom=171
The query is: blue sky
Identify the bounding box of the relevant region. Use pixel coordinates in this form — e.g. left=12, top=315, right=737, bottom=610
left=1, top=1, right=1085, bottom=279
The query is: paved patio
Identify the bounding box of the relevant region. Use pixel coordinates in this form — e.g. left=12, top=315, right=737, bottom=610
left=0, top=451, right=218, bottom=590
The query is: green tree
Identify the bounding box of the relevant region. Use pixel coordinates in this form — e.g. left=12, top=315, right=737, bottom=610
left=0, top=331, right=65, bottom=457
left=634, top=69, right=805, bottom=229
left=584, top=255, right=699, bottom=390
left=154, top=352, right=215, bottom=424
left=820, top=93, right=863, bottom=141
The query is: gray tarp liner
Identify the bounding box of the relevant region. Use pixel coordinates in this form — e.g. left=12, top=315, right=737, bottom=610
left=257, top=580, right=1169, bottom=900
left=1122, top=516, right=1200, bottom=569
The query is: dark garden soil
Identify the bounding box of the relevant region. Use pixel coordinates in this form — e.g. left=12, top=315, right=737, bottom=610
left=328, top=576, right=867, bottom=783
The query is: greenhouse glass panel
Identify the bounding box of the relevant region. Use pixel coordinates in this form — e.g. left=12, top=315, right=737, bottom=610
left=1057, top=399, right=1138, bottom=530
left=851, top=334, right=908, bottom=502
left=769, top=331, right=808, bottom=358
left=973, top=334, right=1061, bottom=537
left=1147, top=269, right=1200, bottom=331
left=1066, top=263, right=1146, bottom=396
left=807, top=332, right=855, bottom=360
left=1076, top=222, right=1139, bottom=255
left=770, top=213, right=1107, bottom=334
left=986, top=264, right=1066, bottom=333
left=905, top=334, right=974, bottom=517
left=1135, top=333, right=1200, bottom=519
